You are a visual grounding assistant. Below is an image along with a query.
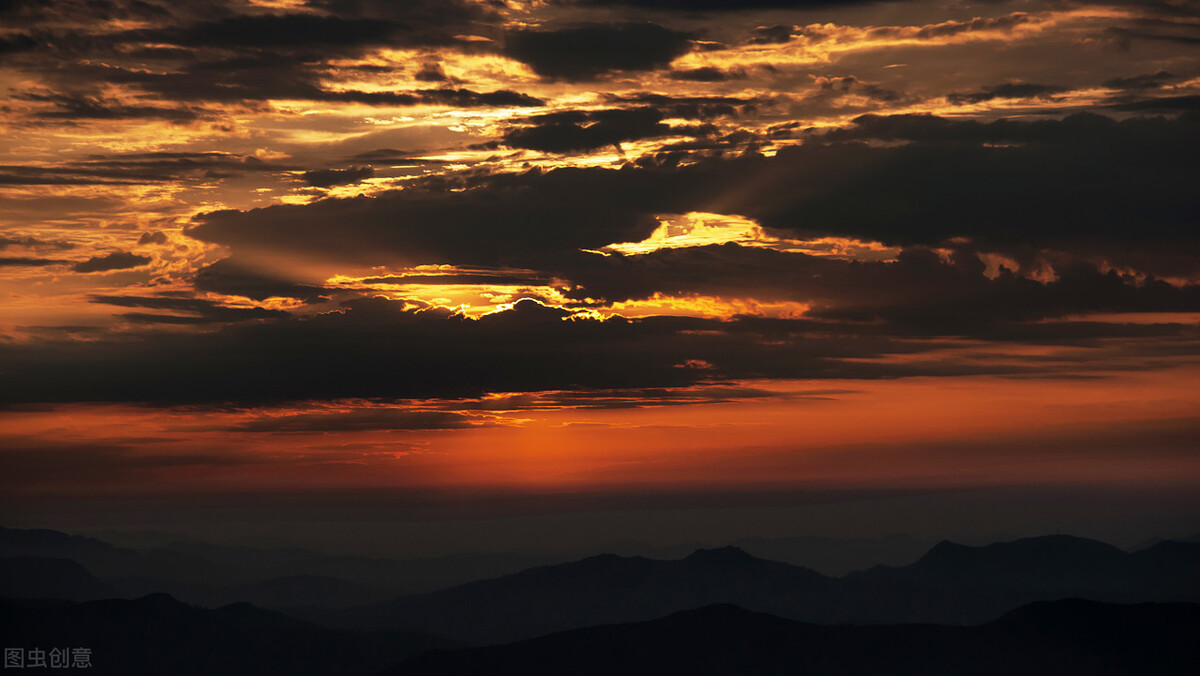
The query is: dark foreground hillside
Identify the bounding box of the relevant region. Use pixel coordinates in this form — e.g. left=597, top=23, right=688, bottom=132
left=0, top=594, right=456, bottom=676
left=388, top=599, right=1200, bottom=676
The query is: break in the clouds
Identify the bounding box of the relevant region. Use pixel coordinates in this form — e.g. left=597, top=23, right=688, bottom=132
left=1, top=0, right=1198, bottom=502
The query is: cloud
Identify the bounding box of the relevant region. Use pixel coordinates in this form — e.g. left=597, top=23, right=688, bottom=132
left=563, top=0, right=901, bottom=9
left=0, top=235, right=74, bottom=251
left=301, top=166, right=374, bottom=188
left=67, top=61, right=543, bottom=106
left=185, top=169, right=667, bottom=269
left=0, top=256, right=65, bottom=267
left=137, top=231, right=168, bottom=246
left=415, top=61, right=450, bottom=82
left=71, top=251, right=152, bottom=273
left=23, top=92, right=204, bottom=123
left=668, top=67, right=745, bottom=82
left=502, top=108, right=683, bottom=152
left=5, top=289, right=1196, bottom=407
left=226, top=409, right=481, bottom=433
left=0, top=151, right=289, bottom=185
left=89, top=294, right=290, bottom=324
left=193, top=258, right=329, bottom=303
left=552, top=244, right=1200, bottom=330
left=187, top=112, right=1199, bottom=278
left=1107, top=95, right=1200, bottom=112
left=152, top=13, right=400, bottom=49
left=600, top=93, right=758, bottom=120
left=0, top=295, right=999, bottom=406
left=1103, top=70, right=1179, bottom=90
left=502, top=22, right=694, bottom=80
left=947, top=82, right=1068, bottom=105
left=746, top=24, right=796, bottom=44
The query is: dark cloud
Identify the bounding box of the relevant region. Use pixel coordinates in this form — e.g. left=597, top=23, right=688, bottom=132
left=70, top=61, right=543, bottom=107
left=0, top=256, right=65, bottom=267
left=502, top=22, right=694, bottom=80
left=6, top=291, right=1193, bottom=407
left=188, top=112, right=1199, bottom=278
left=193, top=258, right=329, bottom=303
left=911, top=13, right=1033, bottom=40
left=1107, top=94, right=1200, bottom=112
left=227, top=409, right=481, bottom=433
left=360, top=272, right=550, bottom=286
left=23, top=92, right=203, bottom=123
left=814, top=76, right=900, bottom=100
left=136, top=231, right=168, bottom=246
left=301, top=165, right=374, bottom=188
left=747, top=24, right=796, bottom=44
left=186, top=169, right=667, bottom=269
left=71, top=251, right=152, bottom=273
left=0, top=0, right=178, bottom=27
left=563, top=0, right=899, bottom=9
left=787, top=76, right=906, bottom=117
left=0, top=235, right=74, bottom=251
left=0, top=296, right=1038, bottom=406
left=599, top=93, right=759, bottom=120
left=0, top=32, right=39, bottom=56
left=89, top=294, right=289, bottom=324
left=304, top=0, right=497, bottom=40
left=502, top=108, right=686, bottom=152
left=668, top=66, right=745, bottom=81
left=151, top=13, right=399, bottom=49
left=554, top=244, right=1200, bottom=331
left=415, top=62, right=450, bottom=83
left=947, top=82, right=1068, bottom=105
left=1103, top=70, right=1179, bottom=90
left=405, top=88, right=544, bottom=108
left=0, top=151, right=289, bottom=185
left=1102, top=23, right=1200, bottom=48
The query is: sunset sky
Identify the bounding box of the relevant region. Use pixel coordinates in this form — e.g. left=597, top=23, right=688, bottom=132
left=1, top=0, right=1197, bottom=552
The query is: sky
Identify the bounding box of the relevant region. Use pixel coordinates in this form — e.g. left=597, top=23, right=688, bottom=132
left=1, top=0, right=1197, bottom=552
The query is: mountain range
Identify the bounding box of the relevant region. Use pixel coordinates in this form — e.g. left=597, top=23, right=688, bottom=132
left=3, top=527, right=1199, bottom=674
left=292, top=535, right=1200, bottom=644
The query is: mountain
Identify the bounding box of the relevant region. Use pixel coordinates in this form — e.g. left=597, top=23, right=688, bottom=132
left=387, top=600, right=1200, bottom=676
left=0, top=557, right=118, bottom=601
left=300, top=546, right=837, bottom=645
left=110, top=574, right=386, bottom=609
left=303, top=536, right=1200, bottom=644
left=0, top=593, right=457, bottom=676
left=845, top=534, right=1200, bottom=623
left=0, top=527, right=559, bottom=599
left=0, top=527, right=238, bottom=585
left=729, top=533, right=933, bottom=576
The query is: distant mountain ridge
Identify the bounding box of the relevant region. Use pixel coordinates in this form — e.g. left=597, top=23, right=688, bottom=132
left=0, top=526, right=559, bottom=603
left=5, top=527, right=1199, bottom=648
left=294, top=534, right=1200, bottom=644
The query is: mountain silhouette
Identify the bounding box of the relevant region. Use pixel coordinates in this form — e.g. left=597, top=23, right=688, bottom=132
left=293, top=546, right=835, bottom=644
left=0, top=593, right=457, bottom=676
left=387, top=599, right=1200, bottom=676
left=113, top=573, right=386, bottom=609
left=0, top=557, right=118, bottom=601
left=845, top=534, right=1200, bottom=623
left=300, top=536, right=1200, bottom=644
left=0, top=526, right=558, bottom=599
